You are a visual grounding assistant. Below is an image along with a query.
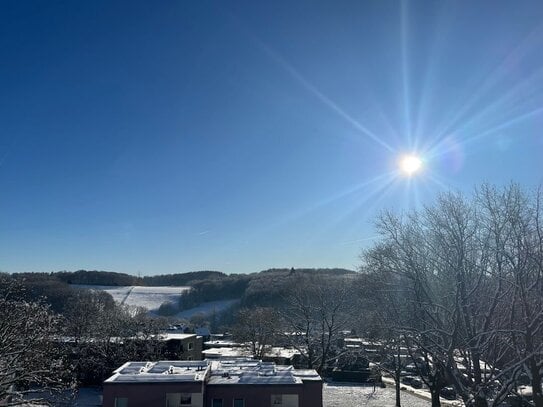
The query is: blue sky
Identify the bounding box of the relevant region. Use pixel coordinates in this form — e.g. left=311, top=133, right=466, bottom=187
left=1, top=0, right=543, bottom=275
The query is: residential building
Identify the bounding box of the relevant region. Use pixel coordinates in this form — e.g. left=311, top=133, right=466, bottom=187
left=202, top=346, right=302, bottom=367
left=103, top=360, right=208, bottom=407
left=160, top=333, right=203, bottom=361
left=206, top=359, right=322, bottom=407
left=103, top=358, right=322, bottom=407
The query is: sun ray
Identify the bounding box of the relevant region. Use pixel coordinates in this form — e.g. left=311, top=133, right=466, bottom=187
left=451, top=69, right=543, bottom=134
left=425, top=172, right=453, bottom=191
left=430, top=22, right=543, bottom=141
left=413, top=2, right=455, bottom=144
left=332, top=174, right=399, bottom=223
left=462, top=105, right=543, bottom=146
left=400, top=0, right=412, bottom=145
left=252, top=39, right=395, bottom=152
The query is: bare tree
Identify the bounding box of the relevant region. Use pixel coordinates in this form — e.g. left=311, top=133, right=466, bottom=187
left=477, top=184, right=543, bottom=407
left=363, top=184, right=543, bottom=407
left=64, top=289, right=164, bottom=385
left=362, top=241, right=447, bottom=407
left=0, top=275, right=70, bottom=405
left=279, top=274, right=353, bottom=373
left=232, top=307, right=280, bottom=359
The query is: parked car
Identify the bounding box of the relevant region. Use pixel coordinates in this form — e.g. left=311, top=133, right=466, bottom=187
left=440, top=386, right=456, bottom=400
left=410, top=378, right=423, bottom=389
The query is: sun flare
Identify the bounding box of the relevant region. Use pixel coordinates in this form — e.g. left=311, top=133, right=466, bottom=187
left=398, top=154, right=423, bottom=176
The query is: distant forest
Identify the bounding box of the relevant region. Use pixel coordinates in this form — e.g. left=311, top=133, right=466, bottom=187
left=51, top=267, right=354, bottom=287
left=9, top=268, right=357, bottom=315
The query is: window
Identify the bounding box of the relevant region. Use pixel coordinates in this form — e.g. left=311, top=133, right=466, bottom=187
left=114, top=398, right=128, bottom=407
left=234, top=399, right=245, bottom=407
left=188, top=342, right=194, bottom=350
left=212, top=399, right=223, bottom=407
left=166, top=393, right=192, bottom=407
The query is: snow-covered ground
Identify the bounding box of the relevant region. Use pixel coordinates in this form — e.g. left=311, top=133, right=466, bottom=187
left=74, top=285, right=239, bottom=317
left=74, top=285, right=190, bottom=311
left=323, top=382, right=430, bottom=406
left=21, top=387, right=102, bottom=406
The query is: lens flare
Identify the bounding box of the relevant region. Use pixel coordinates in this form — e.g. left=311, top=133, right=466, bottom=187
left=398, top=154, right=423, bottom=176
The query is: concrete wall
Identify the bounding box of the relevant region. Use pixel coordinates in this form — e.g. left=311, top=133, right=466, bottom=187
left=103, top=382, right=204, bottom=407
left=205, top=384, right=321, bottom=407
left=301, top=381, right=323, bottom=407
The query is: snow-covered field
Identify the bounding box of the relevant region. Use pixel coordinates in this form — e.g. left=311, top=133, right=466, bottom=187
left=323, top=383, right=430, bottom=407
left=74, top=285, right=238, bottom=318
left=74, top=285, right=190, bottom=311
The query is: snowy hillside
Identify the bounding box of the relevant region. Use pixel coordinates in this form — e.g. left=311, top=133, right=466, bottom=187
left=75, top=285, right=191, bottom=311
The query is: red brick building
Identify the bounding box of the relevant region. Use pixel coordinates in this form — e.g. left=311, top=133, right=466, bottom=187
left=103, top=359, right=322, bottom=407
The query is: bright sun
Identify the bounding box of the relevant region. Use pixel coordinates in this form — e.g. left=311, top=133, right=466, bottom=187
left=398, top=154, right=423, bottom=176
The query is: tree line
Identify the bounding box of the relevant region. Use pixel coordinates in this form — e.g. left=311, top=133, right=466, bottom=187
left=0, top=274, right=166, bottom=405
left=231, top=184, right=542, bottom=407
left=362, top=184, right=543, bottom=407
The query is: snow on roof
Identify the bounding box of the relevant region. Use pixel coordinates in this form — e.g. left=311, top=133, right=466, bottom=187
left=105, top=360, right=209, bottom=383
left=343, top=338, right=382, bottom=347
left=202, top=347, right=251, bottom=359
left=202, top=346, right=300, bottom=360
left=105, top=358, right=321, bottom=386
left=206, top=359, right=321, bottom=386
left=160, top=333, right=197, bottom=341
left=292, top=369, right=322, bottom=381
left=265, top=347, right=301, bottom=359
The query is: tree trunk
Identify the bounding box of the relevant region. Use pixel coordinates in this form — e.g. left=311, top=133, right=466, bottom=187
left=430, top=390, right=441, bottom=407
left=473, top=395, right=488, bottom=407
left=395, top=376, right=401, bottom=407
left=530, top=363, right=543, bottom=407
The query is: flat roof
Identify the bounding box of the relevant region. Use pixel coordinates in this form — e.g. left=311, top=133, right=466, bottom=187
left=104, top=358, right=321, bottom=386
left=202, top=347, right=251, bottom=358
left=105, top=361, right=209, bottom=384
left=207, top=359, right=320, bottom=386
left=202, top=346, right=300, bottom=359
left=160, top=333, right=198, bottom=341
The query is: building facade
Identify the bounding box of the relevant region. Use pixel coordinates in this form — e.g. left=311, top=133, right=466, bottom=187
left=161, top=333, right=203, bottom=361
left=103, top=359, right=322, bottom=407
